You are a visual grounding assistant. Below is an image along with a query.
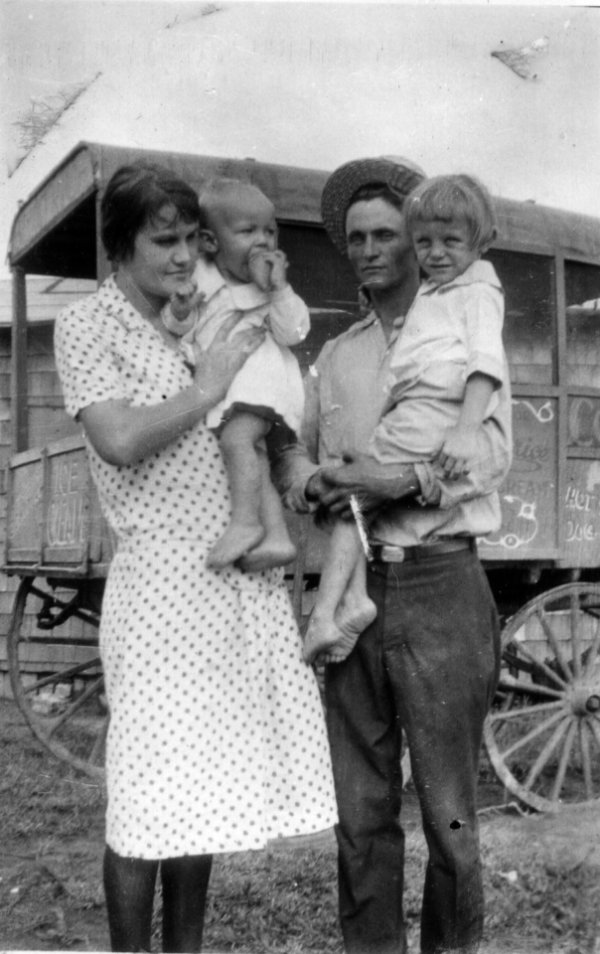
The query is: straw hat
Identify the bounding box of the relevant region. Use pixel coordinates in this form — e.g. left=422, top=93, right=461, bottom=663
left=321, top=155, right=426, bottom=254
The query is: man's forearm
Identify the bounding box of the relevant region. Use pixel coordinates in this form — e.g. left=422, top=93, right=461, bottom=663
left=346, top=462, right=422, bottom=505
left=374, top=463, right=422, bottom=502
left=317, top=454, right=422, bottom=514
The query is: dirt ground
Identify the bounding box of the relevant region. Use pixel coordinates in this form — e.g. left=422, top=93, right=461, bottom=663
left=1, top=699, right=599, bottom=954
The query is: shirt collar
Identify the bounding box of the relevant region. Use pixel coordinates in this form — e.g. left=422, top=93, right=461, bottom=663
left=358, top=286, right=409, bottom=333
left=98, top=275, right=153, bottom=333
left=419, top=259, right=501, bottom=296
left=351, top=310, right=406, bottom=353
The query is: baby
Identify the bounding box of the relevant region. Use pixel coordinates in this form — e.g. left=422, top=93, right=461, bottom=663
left=162, top=177, right=310, bottom=571
left=304, top=173, right=507, bottom=664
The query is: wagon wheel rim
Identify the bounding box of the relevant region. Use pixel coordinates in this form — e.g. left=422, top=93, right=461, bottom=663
left=7, top=576, right=107, bottom=780
left=484, top=582, right=600, bottom=812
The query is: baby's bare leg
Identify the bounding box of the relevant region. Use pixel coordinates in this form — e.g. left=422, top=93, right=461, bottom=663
left=206, top=412, right=268, bottom=569
left=303, top=521, right=376, bottom=664
left=237, top=452, right=297, bottom=571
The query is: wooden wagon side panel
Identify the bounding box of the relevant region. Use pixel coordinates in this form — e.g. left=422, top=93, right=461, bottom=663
left=0, top=276, right=99, bottom=696
left=563, top=457, right=600, bottom=567
left=0, top=436, right=108, bottom=699
left=27, top=323, right=80, bottom=448
left=479, top=396, right=559, bottom=561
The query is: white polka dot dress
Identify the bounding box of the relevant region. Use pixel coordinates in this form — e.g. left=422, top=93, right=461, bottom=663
left=54, top=277, right=337, bottom=859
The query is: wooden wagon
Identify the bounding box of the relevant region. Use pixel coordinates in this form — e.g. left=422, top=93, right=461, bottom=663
left=4, top=142, right=600, bottom=811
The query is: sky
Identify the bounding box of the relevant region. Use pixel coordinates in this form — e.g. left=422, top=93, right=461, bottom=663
left=1, top=0, right=599, bottom=279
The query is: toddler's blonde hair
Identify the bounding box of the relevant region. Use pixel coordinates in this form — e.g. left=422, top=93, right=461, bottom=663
left=405, top=174, right=497, bottom=251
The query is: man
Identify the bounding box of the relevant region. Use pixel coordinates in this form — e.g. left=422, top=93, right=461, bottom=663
left=278, top=157, right=512, bottom=954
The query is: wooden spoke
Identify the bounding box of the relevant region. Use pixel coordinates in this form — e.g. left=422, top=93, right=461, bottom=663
left=500, top=708, right=567, bottom=761
left=588, top=716, right=600, bottom=750
left=549, top=721, right=578, bottom=804
left=582, top=617, right=600, bottom=680
left=523, top=716, right=570, bottom=790
left=47, top=676, right=105, bottom=737
left=488, top=699, right=564, bottom=723
left=496, top=674, right=563, bottom=700
left=21, top=658, right=102, bottom=697
left=570, top=592, right=583, bottom=678
left=508, top=640, right=568, bottom=690
left=536, top=607, right=573, bottom=681
left=579, top=721, right=593, bottom=801
left=89, top=717, right=109, bottom=766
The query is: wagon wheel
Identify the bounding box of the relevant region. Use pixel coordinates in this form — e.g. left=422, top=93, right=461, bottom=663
left=484, top=582, right=600, bottom=812
left=7, top=576, right=107, bottom=780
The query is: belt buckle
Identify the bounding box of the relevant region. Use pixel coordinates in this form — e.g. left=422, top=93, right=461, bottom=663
left=380, top=545, right=405, bottom=563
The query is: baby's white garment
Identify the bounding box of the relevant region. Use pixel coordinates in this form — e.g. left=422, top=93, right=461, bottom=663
left=163, top=259, right=309, bottom=433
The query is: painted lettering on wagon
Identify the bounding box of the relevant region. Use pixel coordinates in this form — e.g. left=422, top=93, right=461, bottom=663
left=512, top=434, right=549, bottom=472
left=565, top=482, right=600, bottom=544
left=46, top=457, right=86, bottom=546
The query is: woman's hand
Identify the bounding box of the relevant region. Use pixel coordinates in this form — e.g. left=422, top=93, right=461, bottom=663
left=80, top=316, right=265, bottom=468
left=191, top=312, right=265, bottom=401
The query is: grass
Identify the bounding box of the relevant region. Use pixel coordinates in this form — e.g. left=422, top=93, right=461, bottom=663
left=1, top=700, right=600, bottom=953
left=482, top=842, right=600, bottom=954
left=202, top=849, right=343, bottom=953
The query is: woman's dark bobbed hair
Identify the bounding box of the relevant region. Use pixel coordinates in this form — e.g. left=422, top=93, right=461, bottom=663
left=101, top=162, right=202, bottom=263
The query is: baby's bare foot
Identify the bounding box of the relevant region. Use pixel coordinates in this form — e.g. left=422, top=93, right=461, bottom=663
left=207, top=523, right=265, bottom=570
left=238, top=537, right=297, bottom=572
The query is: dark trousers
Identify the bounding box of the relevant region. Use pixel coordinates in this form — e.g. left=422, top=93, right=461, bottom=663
left=325, top=548, right=501, bottom=954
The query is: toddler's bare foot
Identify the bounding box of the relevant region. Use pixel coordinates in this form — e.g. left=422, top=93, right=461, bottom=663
left=207, top=522, right=265, bottom=569
left=313, top=597, right=377, bottom=665
left=237, top=534, right=297, bottom=572
left=303, top=614, right=345, bottom=665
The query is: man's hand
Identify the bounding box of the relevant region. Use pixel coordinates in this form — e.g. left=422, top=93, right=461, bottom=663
left=311, top=452, right=420, bottom=516
left=305, top=469, right=336, bottom=504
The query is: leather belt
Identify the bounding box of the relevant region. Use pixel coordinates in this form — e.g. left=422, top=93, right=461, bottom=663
left=370, top=538, right=475, bottom=564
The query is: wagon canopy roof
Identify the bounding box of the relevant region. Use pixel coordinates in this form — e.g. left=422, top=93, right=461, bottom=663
left=9, top=140, right=600, bottom=278
left=8, top=141, right=328, bottom=278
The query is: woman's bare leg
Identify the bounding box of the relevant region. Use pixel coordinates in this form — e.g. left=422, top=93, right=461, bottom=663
left=238, top=449, right=297, bottom=571
left=207, top=412, right=269, bottom=569
left=303, top=521, right=376, bottom=664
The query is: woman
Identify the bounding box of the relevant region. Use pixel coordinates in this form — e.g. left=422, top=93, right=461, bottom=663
left=54, top=162, right=337, bottom=953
